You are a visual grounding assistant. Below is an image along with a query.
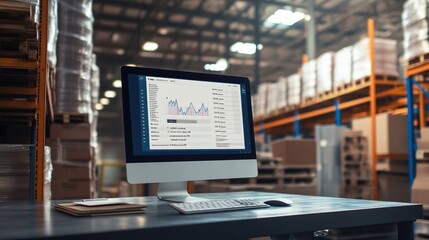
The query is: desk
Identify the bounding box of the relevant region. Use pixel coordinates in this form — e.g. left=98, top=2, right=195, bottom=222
left=0, top=191, right=422, bottom=239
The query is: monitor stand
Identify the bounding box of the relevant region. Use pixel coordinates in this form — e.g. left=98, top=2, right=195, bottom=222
left=157, top=181, right=208, bottom=203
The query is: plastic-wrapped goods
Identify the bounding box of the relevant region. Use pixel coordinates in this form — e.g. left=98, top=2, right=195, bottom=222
left=267, top=82, right=279, bottom=114
left=402, top=0, right=428, bottom=28
left=56, top=0, right=94, bottom=114
left=0, top=145, right=52, bottom=202
left=302, top=60, right=317, bottom=100
left=402, top=2, right=429, bottom=60
left=0, top=0, right=40, bottom=24
left=287, top=73, right=301, bottom=106
left=255, top=83, right=271, bottom=116
left=90, top=54, right=100, bottom=111
left=47, top=0, right=58, bottom=66
left=352, top=38, right=399, bottom=81
left=334, top=46, right=353, bottom=88
left=276, top=77, right=288, bottom=110
left=316, top=52, right=335, bottom=94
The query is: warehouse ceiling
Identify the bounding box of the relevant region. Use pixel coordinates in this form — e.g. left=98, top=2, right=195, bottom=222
left=92, top=0, right=405, bottom=142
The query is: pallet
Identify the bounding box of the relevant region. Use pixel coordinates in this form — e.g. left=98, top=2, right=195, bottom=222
left=54, top=113, right=90, bottom=123
left=317, top=90, right=331, bottom=99
left=302, top=96, right=316, bottom=104
left=408, top=53, right=429, bottom=67
left=417, top=149, right=429, bottom=160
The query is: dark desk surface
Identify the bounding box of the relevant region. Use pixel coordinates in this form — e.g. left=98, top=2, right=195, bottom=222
left=0, top=191, right=422, bottom=240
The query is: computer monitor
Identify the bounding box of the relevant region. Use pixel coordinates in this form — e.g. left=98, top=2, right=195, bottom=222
left=121, top=66, right=257, bottom=202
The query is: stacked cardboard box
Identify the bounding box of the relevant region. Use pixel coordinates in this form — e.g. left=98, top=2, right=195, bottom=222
left=48, top=123, right=96, bottom=200
left=340, top=131, right=372, bottom=199
left=352, top=113, right=409, bottom=202
left=413, top=128, right=429, bottom=208
left=352, top=38, right=399, bottom=81
left=272, top=139, right=316, bottom=166
left=0, top=145, right=52, bottom=202
left=352, top=113, right=408, bottom=164
left=316, top=52, right=335, bottom=95
left=334, top=46, right=353, bottom=89
left=287, top=73, right=301, bottom=106
left=271, top=139, right=317, bottom=195
left=402, top=0, right=429, bottom=60
left=302, top=60, right=317, bottom=100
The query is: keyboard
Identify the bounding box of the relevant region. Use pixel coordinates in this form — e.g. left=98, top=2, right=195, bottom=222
left=169, top=199, right=270, bottom=214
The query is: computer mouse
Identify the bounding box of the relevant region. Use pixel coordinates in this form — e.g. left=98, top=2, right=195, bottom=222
left=264, top=198, right=294, bottom=207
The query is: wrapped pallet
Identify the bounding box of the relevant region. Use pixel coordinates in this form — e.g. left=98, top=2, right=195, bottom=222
left=302, top=60, right=317, bottom=100
left=402, top=0, right=429, bottom=59
left=266, top=82, right=279, bottom=114
left=334, top=46, right=353, bottom=88
left=287, top=73, right=301, bottom=106
left=255, top=83, right=270, bottom=116
left=56, top=0, right=94, bottom=114
left=352, top=38, right=399, bottom=81
left=276, top=77, right=288, bottom=110
left=0, top=145, right=52, bottom=202
left=316, top=52, right=335, bottom=94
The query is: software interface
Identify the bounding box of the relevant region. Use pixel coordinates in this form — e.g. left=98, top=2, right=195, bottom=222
left=127, top=74, right=253, bottom=158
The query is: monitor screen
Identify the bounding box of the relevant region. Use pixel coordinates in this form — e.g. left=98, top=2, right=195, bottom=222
left=122, top=67, right=256, bottom=163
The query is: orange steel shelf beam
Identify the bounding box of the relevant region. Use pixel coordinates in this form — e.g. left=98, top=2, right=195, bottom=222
left=420, top=91, right=426, bottom=129
left=35, top=0, right=48, bottom=201
left=261, top=97, right=371, bottom=131
left=0, top=58, right=37, bottom=68
left=376, top=85, right=406, bottom=98
left=406, top=62, right=429, bottom=77
left=368, top=18, right=378, bottom=200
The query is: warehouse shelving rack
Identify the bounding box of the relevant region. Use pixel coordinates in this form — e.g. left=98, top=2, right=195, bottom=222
left=0, top=0, right=51, bottom=201
left=253, top=19, right=408, bottom=199
left=405, top=52, right=429, bottom=189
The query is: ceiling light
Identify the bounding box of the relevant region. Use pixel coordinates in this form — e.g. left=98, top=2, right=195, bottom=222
left=158, top=28, right=168, bottom=35
left=204, top=58, right=228, bottom=72
left=230, top=42, right=263, bottom=55
left=113, top=80, right=122, bottom=88
left=116, top=49, right=125, bottom=55
left=142, top=41, right=159, bottom=51
left=264, top=9, right=306, bottom=28
left=100, top=98, right=110, bottom=105
left=104, top=90, right=116, bottom=98
left=95, top=103, right=104, bottom=110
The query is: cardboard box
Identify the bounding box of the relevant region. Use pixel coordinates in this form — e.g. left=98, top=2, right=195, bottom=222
left=412, top=163, right=429, bottom=205
left=51, top=179, right=93, bottom=200
left=376, top=158, right=408, bottom=174
left=378, top=171, right=410, bottom=202
left=50, top=123, right=91, bottom=141
left=271, top=139, right=316, bottom=166
left=352, top=114, right=408, bottom=160
left=47, top=139, right=92, bottom=162
left=52, top=162, right=92, bottom=181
